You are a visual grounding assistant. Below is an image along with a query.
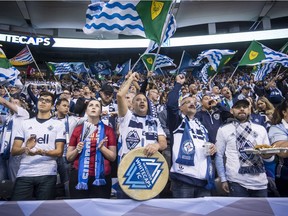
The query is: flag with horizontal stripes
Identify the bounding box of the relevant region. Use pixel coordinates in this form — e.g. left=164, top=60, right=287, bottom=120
left=238, top=41, right=288, bottom=67
left=145, top=14, right=176, bottom=52
left=141, top=53, right=176, bottom=71
left=198, top=63, right=215, bottom=84
left=83, top=0, right=173, bottom=44
left=9, top=46, right=33, bottom=66
left=46, top=62, right=72, bottom=76
left=196, top=49, right=236, bottom=72
left=253, top=63, right=277, bottom=81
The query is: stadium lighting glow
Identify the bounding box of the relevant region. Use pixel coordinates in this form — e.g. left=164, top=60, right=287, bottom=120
left=53, top=28, right=288, bottom=49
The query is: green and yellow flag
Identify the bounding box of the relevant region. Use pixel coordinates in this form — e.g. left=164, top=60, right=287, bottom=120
left=141, top=54, right=156, bottom=71
left=136, top=0, right=172, bottom=44
left=238, top=41, right=266, bottom=66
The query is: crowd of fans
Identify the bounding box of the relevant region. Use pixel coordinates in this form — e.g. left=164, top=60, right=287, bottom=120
left=0, top=68, right=288, bottom=200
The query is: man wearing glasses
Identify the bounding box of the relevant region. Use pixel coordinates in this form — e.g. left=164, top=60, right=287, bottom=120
left=11, top=91, right=66, bottom=200
left=167, top=74, right=217, bottom=198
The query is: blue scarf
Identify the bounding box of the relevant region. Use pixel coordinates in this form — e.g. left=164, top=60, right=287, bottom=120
left=1, top=117, right=13, bottom=160
left=76, top=121, right=106, bottom=190
left=176, top=117, right=215, bottom=189
left=176, top=118, right=196, bottom=166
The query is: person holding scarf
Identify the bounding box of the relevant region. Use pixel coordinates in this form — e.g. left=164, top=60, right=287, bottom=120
left=66, top=100, right=116, bottom=199
left=167, top=74, right=217, bottom=198
left=215, top=99, right=273, bottom=197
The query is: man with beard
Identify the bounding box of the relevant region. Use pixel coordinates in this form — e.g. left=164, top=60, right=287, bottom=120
left=215, top=99, right=274, bottom=197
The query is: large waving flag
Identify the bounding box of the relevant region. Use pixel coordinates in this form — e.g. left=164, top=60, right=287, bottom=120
left=47, top=62, right=73, bottom=76
left=0, top=48, right=20, bottom=86
left=196, top=49, right=236, bottom=72
left=238, top=41, right=288, bottom=67
left=83, top=0, right=173, bottom=44
left=145, top=14, right=176, bottom=52
left=199, top=63, right=216, bottom=84
left=141, top=53, right=176, bottom=71
left=9, top=46, right=33, bottom=66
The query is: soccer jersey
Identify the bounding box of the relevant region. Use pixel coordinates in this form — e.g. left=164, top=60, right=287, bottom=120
left=14, top=117, right=66, bottom=177
left=118, top=110, right=165, bottom=158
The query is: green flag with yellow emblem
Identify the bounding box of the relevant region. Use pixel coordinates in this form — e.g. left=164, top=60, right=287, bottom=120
left=238, top=41, right=266, bottom=66
left=141, top=54, right=156, bottom=71
left=136, top=0, right=172, bottom=44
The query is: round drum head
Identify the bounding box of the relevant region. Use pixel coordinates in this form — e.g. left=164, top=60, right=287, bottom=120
left=117, top=147, right=169, bottom=201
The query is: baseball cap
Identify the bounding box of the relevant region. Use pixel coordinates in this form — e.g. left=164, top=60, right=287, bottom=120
left=100, top=83, right=114, bottom=94
left=232, top=99, right=250, bottom=108
left=241, top=85, right=251, bottom=90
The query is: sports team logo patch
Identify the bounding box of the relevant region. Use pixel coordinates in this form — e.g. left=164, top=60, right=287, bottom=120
left=47, top=125, right=54, bottom=131
left=123, top=157, right=163, bottom=189
left=126, top=130, right=140, bottom=150
left=182, top=140, right=194, bottom=154
left=118, top=147, right=169, bottom=200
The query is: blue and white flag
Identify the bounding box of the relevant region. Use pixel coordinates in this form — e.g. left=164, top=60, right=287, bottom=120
left=90, top=61, right=111, bottom=74
left=0, top=67, right=20, bottom=86
left=117, top=59, right=131, bottom=76
left=199, top=63, right=209, bottom=84
left=253, top=63, right=277, bottom=81
left=47, top=62, right=72, bottom=76
left=145, top=14, right=176, bottom=53
left=261, top=45, right=288, bottom=67
left=70, top=62, right=90, bottom=74
left=196, top=49, right=236, bottom=72
left=154, top=54, right=176, bottom=70
left=177, top=50, right=199, bottom=73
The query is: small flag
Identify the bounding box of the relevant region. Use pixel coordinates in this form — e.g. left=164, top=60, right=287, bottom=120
left=141, top=53, right=176, bottom=71
left=83, top=0, right=173, bottom=44
left=9, top=46, right=33, bottom=66
left=90, top=61, right=111, bottom=74
left=0, top=48, right=20, bottom=86
left=117, top=59, right=131, bottom=76
left=196, top=49, right=236, bottom=72
left=177, top=50, right=198, bottom=73
left=238, top=41, right=288, bottom=67
left=46, top=62, right=72, bottom=76
left=70, top=62, right=90, bottom=74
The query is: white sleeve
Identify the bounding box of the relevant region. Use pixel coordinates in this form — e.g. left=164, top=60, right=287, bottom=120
left=215, top=127, right=227, bottom=182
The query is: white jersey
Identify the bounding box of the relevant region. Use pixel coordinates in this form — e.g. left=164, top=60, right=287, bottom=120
left=0, top=106, right=29, bottom=153
left=14, top=117, right=66, bottom=177
left=118, top=110, right=165, bottom=157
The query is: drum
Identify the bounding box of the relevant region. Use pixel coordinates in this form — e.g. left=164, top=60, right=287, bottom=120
left=117, top=147, right=169, bottom=200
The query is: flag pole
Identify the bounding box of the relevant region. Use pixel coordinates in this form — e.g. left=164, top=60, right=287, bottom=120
left=151, top=1, right=176, bottom=72
left=26, top=45, right=45, bottom=81
left=176, top=50, right=185, bottom=74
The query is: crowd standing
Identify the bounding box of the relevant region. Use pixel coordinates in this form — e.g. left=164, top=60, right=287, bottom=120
left=0, top=68, right=288, bottom=200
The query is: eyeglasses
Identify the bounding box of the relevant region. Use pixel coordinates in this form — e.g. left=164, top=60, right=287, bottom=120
left=38, top=98, right=52, bottom=104
left=180, top=100, right=195, bottom=106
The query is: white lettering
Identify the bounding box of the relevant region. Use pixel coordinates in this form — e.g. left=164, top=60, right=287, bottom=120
left=43, top=38, right=50, bottom=46
left=27, top=37, right=36, bottom=45
left=19, top=36, right=28, bottom=44
left=11, top=35, right=19, bottom=43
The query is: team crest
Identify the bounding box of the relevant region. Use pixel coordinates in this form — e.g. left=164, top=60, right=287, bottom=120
left=249, top=50, right=258, bottom=60
left=47, top=125, right=54, bottom=131
left=151, top=1, right=164, bottom=20
left=213, top=113, right=220, bottom=120
left=126, top=130, right=140, bottom=150
left=123, top=157, right=163, bottom=189
left=182, top=141, right=194, bottom=154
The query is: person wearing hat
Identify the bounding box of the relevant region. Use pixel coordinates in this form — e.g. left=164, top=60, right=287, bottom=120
left=167, top=74, right=217, bottom=198
left=215, top=99, right=274, bottom=197
left=74, top=86, right=95, bottom=117
left=98, top=83, right=118, bottom=130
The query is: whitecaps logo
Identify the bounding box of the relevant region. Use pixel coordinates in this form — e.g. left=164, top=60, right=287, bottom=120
left=123, top=157, right=163, bottom=189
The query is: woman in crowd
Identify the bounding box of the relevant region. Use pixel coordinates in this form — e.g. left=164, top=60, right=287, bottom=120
left=256, top=96, right=275, bottom=115
left=66, top=100, right=116, bottom=199
left=268, top=99, right=288, bottom=196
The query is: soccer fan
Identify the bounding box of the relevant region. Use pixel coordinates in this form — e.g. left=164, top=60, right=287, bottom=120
left=66, top=100, right=116, bottom=199
left=167, top=74, right=216, bottom=198
left=11, top=91, right=66, bottom=200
